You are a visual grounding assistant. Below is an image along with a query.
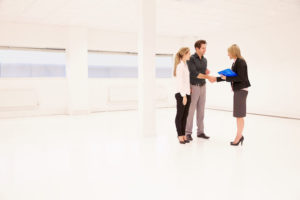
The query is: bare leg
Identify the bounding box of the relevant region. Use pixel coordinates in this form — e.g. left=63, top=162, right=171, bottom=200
left=234, top=117, right=244, bottom=143
left=179, top=136, right=185, bottom=142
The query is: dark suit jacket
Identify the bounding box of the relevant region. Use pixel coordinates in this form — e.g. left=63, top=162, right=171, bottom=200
left=217, top=58, right=251, bottom=91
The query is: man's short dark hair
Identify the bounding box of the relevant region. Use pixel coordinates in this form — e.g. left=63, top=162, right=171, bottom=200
left=194, top=40, right=207, bottom=49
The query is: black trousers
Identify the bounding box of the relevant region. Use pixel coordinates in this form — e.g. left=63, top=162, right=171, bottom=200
left=175, top=93, right=191, bottom=136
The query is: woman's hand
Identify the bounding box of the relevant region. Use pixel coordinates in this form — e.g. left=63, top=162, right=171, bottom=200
left=221, top=75, right=226, bottom=80
left=182, top=96, right=187, bottom=106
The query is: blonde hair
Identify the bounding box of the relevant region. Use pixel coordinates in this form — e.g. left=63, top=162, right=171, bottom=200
left=228, top=44, right=244, bottom=60
left=173, top=47, right=190, bottom=77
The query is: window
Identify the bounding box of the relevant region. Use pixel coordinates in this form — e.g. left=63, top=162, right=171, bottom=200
left=155, top=54, right=173, bottom=78
left=0, top=48, right=66, bottom=78
left=88, top=52, right=138, bottom=78
left=88, top=51, right=173, bottom=78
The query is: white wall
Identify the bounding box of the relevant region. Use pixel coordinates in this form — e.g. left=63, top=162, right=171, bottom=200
left=0, top=20, right=299, bottom=119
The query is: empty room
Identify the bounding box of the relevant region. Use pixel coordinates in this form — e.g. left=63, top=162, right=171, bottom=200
left=0, top=0, right=299, bottom=200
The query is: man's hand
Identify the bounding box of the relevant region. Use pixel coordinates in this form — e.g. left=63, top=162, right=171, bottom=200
left=208, top=76, right=216, bottom=83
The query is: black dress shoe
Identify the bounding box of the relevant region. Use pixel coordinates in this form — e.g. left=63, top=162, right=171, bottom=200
left=197, top=133, right=210, bottom=139
left=184, top=140, right=190, bottom=143
left=186, top=134, right=193, bottom=141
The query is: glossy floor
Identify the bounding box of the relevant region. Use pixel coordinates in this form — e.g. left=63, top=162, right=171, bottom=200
left=0, top=108, right=299, bottom=200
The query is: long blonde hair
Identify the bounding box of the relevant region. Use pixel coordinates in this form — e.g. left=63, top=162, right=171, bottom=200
left=173, top=47, right=190, bottom=77
left=228, top=44, right=244, bottom=60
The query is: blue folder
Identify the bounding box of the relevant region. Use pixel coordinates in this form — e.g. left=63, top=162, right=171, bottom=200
left=218, top=69, right=237, bottom=77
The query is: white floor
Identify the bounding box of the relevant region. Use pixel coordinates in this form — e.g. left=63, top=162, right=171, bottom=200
left=0, top=108, right=299, bottom=200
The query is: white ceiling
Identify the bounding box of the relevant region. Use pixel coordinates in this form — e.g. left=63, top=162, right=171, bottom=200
left=0, top=0, right=299, bottom=36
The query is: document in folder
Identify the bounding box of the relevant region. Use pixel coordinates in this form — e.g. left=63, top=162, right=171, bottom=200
left=218, top=69, right=237, bottom=77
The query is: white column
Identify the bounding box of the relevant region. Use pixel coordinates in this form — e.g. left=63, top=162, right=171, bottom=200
left=66, top=27, right=90, bottom=115
left=138, top=0, right=156, bottom=136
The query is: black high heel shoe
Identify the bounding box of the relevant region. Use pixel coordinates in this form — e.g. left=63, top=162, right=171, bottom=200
left=230, top=136, right=244, bottom=146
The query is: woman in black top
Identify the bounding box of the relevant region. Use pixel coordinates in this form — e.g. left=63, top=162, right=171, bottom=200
left=211, top=44, right=251, bottom=146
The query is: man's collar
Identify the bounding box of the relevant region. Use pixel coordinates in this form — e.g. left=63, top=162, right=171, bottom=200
left=194, top=53, right=204, bottom=60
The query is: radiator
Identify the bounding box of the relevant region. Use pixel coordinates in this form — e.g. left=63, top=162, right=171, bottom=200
left=0, top=89, right=38, bottom=111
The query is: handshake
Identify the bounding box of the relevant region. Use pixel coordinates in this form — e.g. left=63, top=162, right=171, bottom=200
left=204, top=69, right=227, bottom=83
left=204, top=69, right=225, bottom=83
left=208, top=76, right=217, bottom=83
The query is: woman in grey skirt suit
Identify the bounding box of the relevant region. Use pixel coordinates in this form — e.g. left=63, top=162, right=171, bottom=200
left=211, top=44, right=251, bottom=146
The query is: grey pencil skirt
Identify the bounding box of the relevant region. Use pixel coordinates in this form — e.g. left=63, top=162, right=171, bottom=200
left=233, top=90, right=248, bottom=118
